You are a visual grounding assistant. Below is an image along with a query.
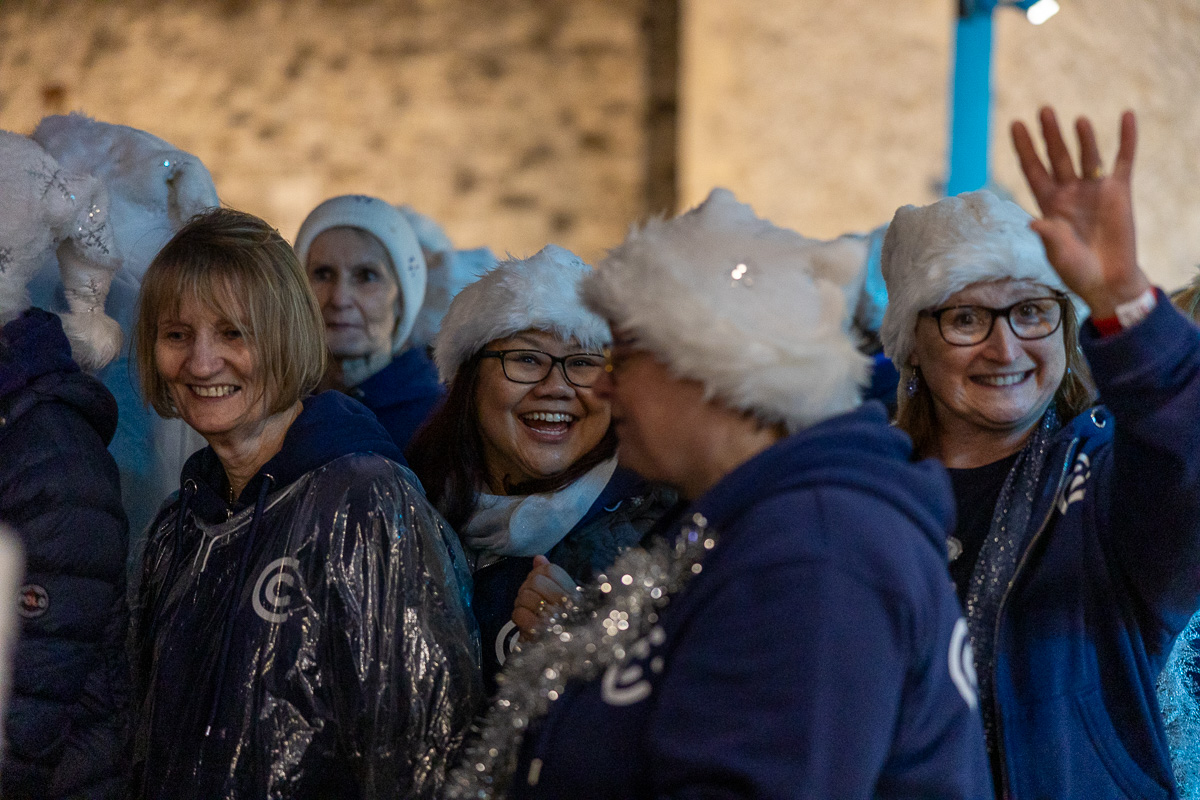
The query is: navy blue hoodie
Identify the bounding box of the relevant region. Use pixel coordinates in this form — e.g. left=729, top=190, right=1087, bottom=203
left=511, top=403, right=992, bottom=799
left=348, top=346, right=444, bottom=453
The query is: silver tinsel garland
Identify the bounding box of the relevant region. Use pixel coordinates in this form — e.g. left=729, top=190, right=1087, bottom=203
left=443, top=513, right=718, bottom=800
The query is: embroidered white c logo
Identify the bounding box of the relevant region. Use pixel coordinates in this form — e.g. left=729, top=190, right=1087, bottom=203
left=252, top=557, right=303, bottom=624
left=949, top=618, right=979, bottom=710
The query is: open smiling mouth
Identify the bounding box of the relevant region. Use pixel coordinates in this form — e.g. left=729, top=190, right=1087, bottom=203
left=520, top=411, right=577, bottom=436
left=971, top=370, right=1033, bottom=388
left=190, top=384, right=240, bottom=398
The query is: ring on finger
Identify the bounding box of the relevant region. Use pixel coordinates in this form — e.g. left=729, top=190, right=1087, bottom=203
left=1087, top=164, right=1106, bottom=180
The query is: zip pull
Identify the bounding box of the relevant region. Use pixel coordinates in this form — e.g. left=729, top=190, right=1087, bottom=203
left=527, top=758, right=543, bottom=786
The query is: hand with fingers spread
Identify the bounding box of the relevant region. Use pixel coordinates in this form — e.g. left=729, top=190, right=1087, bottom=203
left=1011, top=107, right=1150, bottom=319
left=512, top=555, right=582, bottom=640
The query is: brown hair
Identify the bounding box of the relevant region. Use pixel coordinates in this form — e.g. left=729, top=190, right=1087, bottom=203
left=1171, top=272, right=1200, bottom=322
left=406, top=352, right=617, bottom=530
left=895, top=296, right=1096, bottom=457
left=134, top=208, right=327, bottom=418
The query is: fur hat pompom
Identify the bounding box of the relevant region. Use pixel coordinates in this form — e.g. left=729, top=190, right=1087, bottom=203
left=434, top=244, right=610, bottom=383
left=583, top=187, right=869, bottom=432
left=879, top=189, right=1069, bottom=368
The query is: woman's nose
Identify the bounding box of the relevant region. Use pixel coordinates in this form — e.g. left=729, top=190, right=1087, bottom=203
left=186, top=334, right=223, bottom=375
left=533, top=362, right=575, bottom=397
left=329, top=275, right=354, bottom=308
left=982, top=317, right=1025, bottom=361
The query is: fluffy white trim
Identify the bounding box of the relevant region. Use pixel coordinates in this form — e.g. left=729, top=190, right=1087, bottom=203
left=583, top=188, right=868, bottom=432
left=294, top=195, right=427, bottom=354
left=434, top=244, right=610, bottom=382
left=0, top=129, right=122, bottom=369
left=879, top=190, right=1069, bottom=368
left=32, top=113, right=221, bottom=283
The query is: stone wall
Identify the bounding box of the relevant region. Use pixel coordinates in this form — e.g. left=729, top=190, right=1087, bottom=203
left=0, top=0, right=649, bottom=262
left=681, top=0, right=1200, bottom=289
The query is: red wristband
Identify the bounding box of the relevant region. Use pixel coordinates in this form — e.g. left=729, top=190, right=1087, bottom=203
left=1091, top=315, right=1123, bottom=337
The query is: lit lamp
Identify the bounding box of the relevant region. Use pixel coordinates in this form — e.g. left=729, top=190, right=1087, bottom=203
left=947, top=0, right=1061, bottom=196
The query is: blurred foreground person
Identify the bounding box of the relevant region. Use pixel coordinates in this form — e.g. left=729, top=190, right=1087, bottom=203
left=407, top=245, right=677, bottom=695
left=295, top=195, right=442, bottom=451
left=0, top=131, right=130, bottom=798
left=446, top=189, right=991, bottom=800
left=879, top=109, right=1200, bottom=798
left=129, top=209, right=481, bottom=799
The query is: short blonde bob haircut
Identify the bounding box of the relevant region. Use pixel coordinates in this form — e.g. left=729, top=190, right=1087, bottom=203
left=134, top=208, right=326, bottom=419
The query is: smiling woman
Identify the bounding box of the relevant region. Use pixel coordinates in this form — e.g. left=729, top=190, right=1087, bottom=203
left=875, top=108, right=1200, bottom=799
left=128, top=208, right=481, bottom=799
left=407, top=245, right=678, bottom=693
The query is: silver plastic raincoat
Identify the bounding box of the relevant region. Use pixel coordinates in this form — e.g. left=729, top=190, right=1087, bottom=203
left=130, top=392, right=482, bottom=799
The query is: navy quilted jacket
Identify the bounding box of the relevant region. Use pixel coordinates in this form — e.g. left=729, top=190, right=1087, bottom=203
left=0, top=309, right=130, bottom=798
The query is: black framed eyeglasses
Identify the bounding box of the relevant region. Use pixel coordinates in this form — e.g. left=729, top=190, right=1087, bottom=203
left=480, top=349, right=606, bottom=388
left=921, top=296, right=1068, bottom=347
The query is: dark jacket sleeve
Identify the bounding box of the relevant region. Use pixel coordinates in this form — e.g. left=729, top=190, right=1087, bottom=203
left=0, top=401, right=130, bottom=799
left=320, top=459, right=482, bottom=799
left=1082, top=294, right=1200, bottom=640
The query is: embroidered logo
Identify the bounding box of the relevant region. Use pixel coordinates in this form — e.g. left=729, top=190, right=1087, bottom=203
left=17, top=585, right=48, bottom=619
left=601, top=625, right=666, bottom=707
left=495, top=620, right=522, bottom=667
left=949, top=618, right=979, bottom=710
left=1058, top=452, right=1091, bottom=514
left=252, top=557, right=304, bottom=624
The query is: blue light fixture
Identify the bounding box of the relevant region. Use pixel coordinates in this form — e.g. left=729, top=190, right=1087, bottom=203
left=946, top=0, right=1060, bottom=196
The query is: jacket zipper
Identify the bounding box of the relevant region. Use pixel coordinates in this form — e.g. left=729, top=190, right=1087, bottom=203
left=990, top=436, right=1078, bottom=799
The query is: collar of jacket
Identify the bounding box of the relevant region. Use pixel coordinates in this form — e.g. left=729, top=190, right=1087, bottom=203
left=179, top=390, right=406, bottom=523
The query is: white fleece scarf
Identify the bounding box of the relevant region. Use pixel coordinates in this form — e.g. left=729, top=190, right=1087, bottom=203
left=462, top=456, right=618, bottom=566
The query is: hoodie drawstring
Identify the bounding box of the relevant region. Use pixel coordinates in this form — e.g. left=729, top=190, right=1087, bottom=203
left=204, top=474, right=274, bottom=740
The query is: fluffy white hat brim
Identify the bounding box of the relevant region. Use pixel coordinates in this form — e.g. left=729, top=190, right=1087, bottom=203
left=879, top=190, right=1070, bottom=368
left=294, top=195, right=427, bottom=354
left=434, top=244, right=610, bottom=383
left=583, top=188, right=869, bottom=432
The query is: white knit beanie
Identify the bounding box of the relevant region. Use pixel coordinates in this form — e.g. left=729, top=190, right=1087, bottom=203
left=294, top=195, right=427, bottom=354
left=583, top=188, right=869, bottom=433
left=879, top=190, right=1069, bottom=369
left=433, top=244, right=610, bottom=383
left=0, top=130, right=121, bottom=370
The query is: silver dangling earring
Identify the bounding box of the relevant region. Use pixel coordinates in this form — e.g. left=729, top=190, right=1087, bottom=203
left=906, top=368, right=920, bottom=399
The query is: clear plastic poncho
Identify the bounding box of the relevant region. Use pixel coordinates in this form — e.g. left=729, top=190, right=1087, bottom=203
left=130, top=453, right=483, bottom=799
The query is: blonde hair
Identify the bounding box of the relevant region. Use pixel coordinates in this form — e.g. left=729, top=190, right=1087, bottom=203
left=134, top=208, right=327, bottom=418
left=895, top=297, right=1096, bottom=457
left=1171, top=271, right=1200, bottom=322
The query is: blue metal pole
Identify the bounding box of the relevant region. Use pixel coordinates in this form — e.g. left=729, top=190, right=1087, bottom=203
left=946, top=11, right=994, bottom=196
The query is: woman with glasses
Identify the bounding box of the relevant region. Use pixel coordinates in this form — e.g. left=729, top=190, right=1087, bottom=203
left=880, top=108, right=1200, bottom=799
left=406, top=245, right=678, bottom=693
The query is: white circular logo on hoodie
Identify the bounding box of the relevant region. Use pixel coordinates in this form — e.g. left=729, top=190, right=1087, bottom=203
left=949, top=618, right=979, bottom=710
left=253, top=557, right=303, bottom=624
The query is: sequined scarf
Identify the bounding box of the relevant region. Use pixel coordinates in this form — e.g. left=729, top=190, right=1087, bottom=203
left=964, top=407, right=1061, bottom=755
left=443, top=513, right=719, bottom=800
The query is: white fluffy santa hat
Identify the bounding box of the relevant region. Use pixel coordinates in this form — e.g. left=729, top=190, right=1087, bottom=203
left=583, top=188, right=869, bottom=433
left=434, top=244, right=610, bottom=383
left=294, top=195, right=427, bottom=354
left=879, top=189, right=1070, bottom=369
